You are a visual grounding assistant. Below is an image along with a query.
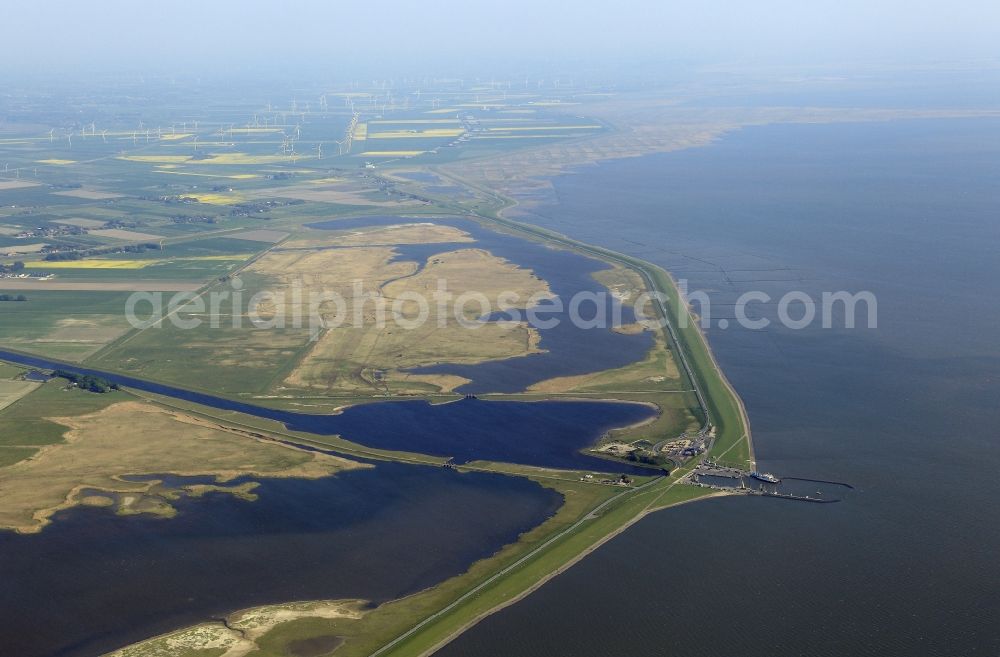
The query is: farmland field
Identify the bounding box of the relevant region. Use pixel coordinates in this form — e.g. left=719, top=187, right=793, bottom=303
left=0, top=72, right=750, bottom=657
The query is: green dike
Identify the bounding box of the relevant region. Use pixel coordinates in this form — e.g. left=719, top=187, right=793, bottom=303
left=364, top=476, right=716, bottom=657
left=475, top=212, right=754, bottom=469
left=250, top=469, right=713, bottom=657
left=330, top=476, right=632, bottom=657
left=420, top=168, right=752, bottom=466
left=3, top=200, right=752, bottom=655
left=75, top=384, right=718, bottom=657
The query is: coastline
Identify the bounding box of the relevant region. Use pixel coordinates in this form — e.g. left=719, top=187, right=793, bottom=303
left=2, top=122, right=756, bottom=657
left=0, top=205, right=755, bottom=657
left=462, top=195, right=755, bottom=466
left=413, top=490, right=731, bottom=657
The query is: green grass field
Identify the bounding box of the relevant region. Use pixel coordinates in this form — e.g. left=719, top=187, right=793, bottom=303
left=0, top=291, right=138, bottom=360
left=473, top=213, right=754, bottom=468
left=0, top=374, right=129, bottom=467
left=1, top=84, right=752, bottom=657
left=0, top=361, right=25, bottom=378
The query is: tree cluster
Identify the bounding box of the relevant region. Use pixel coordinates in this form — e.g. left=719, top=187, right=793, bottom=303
left=53, top=369, right=119, bottom=393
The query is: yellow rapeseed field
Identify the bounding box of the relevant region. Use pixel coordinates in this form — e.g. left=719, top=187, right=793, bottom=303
left=368, top=119, right=462, bottom=125
left=476, top=134, right=576, bottom=139
left=155, top=170, right=259, bottom=180
left=185, top=192, right=248, bottom=204
left=24, top=260, right=155, bottom=269
left=358, top=150, right=425, bottom=157
left=487, top=125, right=602, bottom=131
left=367, top=129, right=464, bottom=139
left=119, top=153, right=299, bottom=165
left=118, top=155, right=192, bottom=163
left=198, top=153, right=299, bottom=165
left=24, top=255, right=253, bottom=269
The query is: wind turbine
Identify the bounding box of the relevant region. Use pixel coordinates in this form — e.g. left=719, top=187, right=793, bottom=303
left=48, top=128, right=54, bottom=142
left=316, top=143, right=323, bottom=159
left=101, top=130, right=108, bottom=143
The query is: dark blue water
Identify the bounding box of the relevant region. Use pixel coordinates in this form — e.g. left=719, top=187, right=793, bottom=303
left=439, top=119, right=1000, bottom=657
left=279, top=240, right=479, bottom=276
left=23, top=369, right=51, bottom=381
left=0, top=349, right=654, bottom=473
left=306, top=216, right=654, bottom=393
left=0, top=463, right=561, bottom=657
left=300, top=397, right=655, bottom=471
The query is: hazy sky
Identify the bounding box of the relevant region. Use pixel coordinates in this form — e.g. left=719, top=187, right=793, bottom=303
left=6, top=0, right=1000, bottom=72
